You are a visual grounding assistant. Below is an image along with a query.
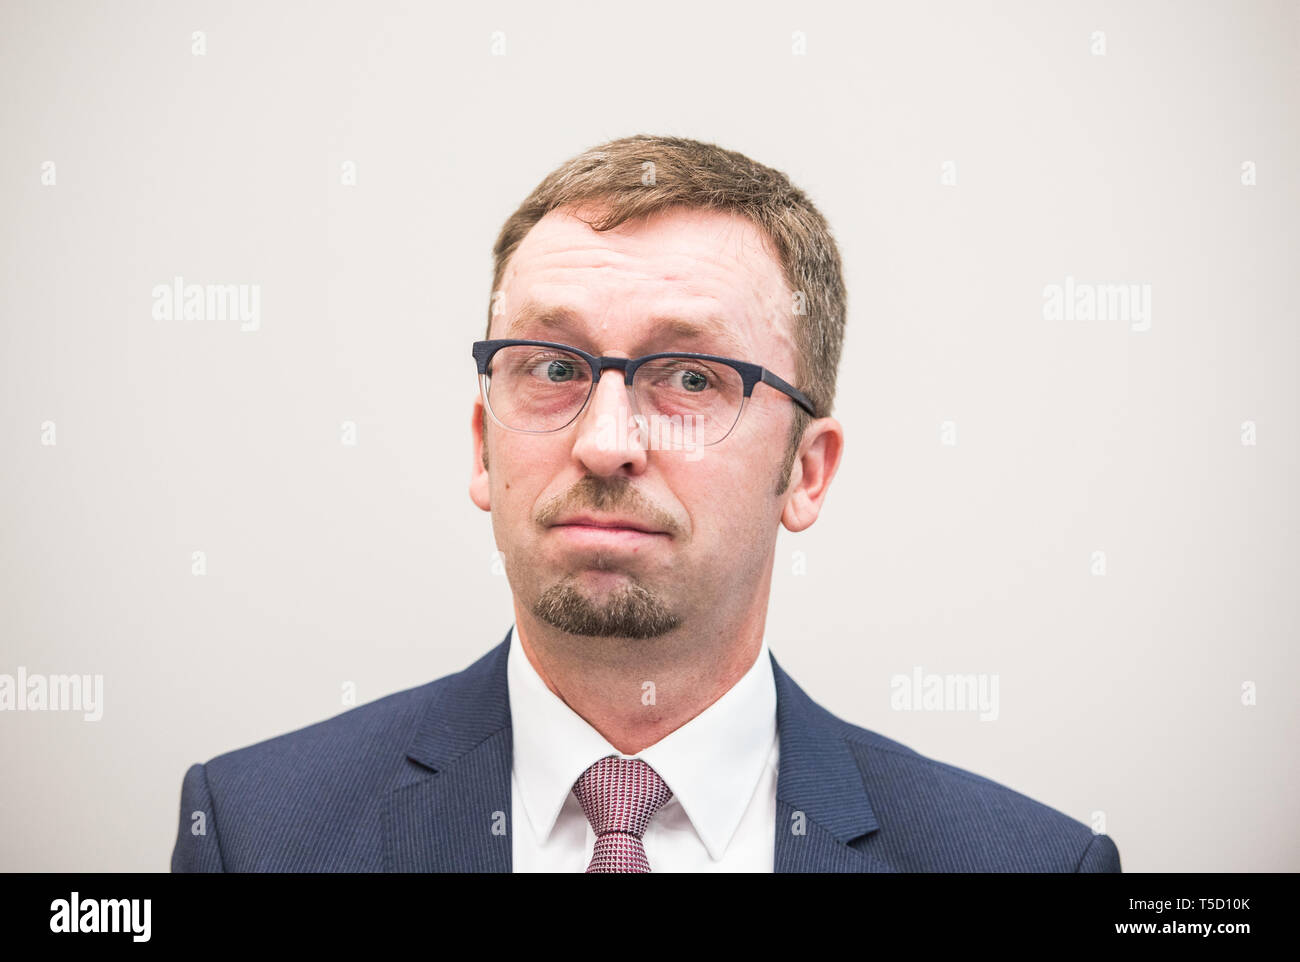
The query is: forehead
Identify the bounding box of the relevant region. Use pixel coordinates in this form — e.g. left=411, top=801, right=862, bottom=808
left=494, top=204, right=793, bottom=355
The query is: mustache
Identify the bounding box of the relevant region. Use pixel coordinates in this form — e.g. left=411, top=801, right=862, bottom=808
left=536, top=476, right=680, bottom=537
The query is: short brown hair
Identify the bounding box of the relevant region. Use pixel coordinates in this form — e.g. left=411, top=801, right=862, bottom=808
left=485, top=134, right=847, bottom=493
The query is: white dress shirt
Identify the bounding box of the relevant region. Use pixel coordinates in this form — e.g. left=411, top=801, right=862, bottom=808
left=507, top=622, right=779, bottom=872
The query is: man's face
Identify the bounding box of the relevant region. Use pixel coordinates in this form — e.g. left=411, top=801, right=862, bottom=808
left=470, top=204, right=805, bottom=639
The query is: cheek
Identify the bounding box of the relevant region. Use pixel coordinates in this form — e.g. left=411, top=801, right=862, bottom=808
left=490, top=437, right=559, bottom=515
left=722, top=402, right=785, bottom=470
left=675, top=457, right=769, bottom=538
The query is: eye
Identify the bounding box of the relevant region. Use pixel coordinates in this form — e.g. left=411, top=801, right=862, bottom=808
left=677, top=368, right=710, bottom=392
left=528, top=356, right=582, bottom=382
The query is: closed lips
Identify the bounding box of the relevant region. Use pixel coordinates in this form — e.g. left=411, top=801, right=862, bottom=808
left=553, top=516, right=663, bottom=534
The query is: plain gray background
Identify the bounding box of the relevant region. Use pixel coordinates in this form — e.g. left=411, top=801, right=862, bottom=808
left=1, top=0, right=1296, bottom=871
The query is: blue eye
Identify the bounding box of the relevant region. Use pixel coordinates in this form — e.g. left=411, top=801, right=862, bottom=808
left=523, top=355, right=584, bottom=382
left=679, top=369, right=709, bottom=392
left=544, top=359, right=579, bottom=382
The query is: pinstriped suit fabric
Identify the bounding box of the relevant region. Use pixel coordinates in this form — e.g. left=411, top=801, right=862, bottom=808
left=172, top=630, right=1120, bottom=873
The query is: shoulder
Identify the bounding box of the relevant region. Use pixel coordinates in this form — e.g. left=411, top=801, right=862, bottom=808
left=827, top=712, right=1120, bottom=872
left=203, top=678, right=436, bottom=792
left=203, top=639, right=506, bottom=787
left=184, top=646, right=500, bottom=871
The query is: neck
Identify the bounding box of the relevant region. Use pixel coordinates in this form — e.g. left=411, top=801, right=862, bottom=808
left=512, top=600, right=769, bottom=755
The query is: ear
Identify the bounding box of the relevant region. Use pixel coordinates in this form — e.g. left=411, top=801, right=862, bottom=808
left=781, top=416, right=844, bottom=532
left=470, top=397, right=491, bottom=512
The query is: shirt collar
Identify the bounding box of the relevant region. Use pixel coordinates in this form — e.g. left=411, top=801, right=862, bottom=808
left=507, top=621, right=777, bottom=862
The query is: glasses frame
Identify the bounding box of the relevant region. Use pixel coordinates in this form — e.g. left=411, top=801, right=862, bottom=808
left=472, top=338, right=817, bottom=445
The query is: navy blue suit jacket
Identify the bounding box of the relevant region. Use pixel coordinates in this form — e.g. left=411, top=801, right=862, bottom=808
left=171, top=628, right=1121, bottom=872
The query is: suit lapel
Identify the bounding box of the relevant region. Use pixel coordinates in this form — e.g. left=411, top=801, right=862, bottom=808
left=383, top=632, right=515, bottom=872
left=771, top=653, right=895, bottom=872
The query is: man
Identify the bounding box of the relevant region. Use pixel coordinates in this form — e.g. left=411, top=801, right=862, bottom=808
left=171, top=135, right=1120, bottom=873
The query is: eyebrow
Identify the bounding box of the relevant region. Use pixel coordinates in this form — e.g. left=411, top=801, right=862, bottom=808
left=505, top=301, right=749, bottom=357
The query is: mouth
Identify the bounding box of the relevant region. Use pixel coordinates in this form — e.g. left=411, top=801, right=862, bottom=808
left=552, top=515, right=665, bottom=535
left=549, top=515, right=670, bottom=549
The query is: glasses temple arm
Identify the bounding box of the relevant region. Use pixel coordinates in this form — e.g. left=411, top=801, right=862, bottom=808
left=760, top=369, right=817, bottom=416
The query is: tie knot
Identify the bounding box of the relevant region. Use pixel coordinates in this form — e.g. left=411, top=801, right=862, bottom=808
left=572, top=755, right=673, bottom=840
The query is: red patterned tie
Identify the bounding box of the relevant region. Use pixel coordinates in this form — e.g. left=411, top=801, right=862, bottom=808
left=572, top=755, right=673, bottom=873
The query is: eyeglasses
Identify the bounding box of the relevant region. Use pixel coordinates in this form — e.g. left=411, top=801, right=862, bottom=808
left=472, top=338, right=816, bottom=446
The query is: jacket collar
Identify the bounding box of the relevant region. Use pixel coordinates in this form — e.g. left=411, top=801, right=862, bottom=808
left=770, top=655, right=893, bottom=872
left=384, top=628, right=893, bottom=872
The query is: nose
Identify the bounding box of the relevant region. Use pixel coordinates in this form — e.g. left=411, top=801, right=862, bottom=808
left=570, top=365, right=648, bottom=477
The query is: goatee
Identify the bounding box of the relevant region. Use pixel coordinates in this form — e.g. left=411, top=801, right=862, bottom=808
left=532, top=576, right=680, bottom=639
